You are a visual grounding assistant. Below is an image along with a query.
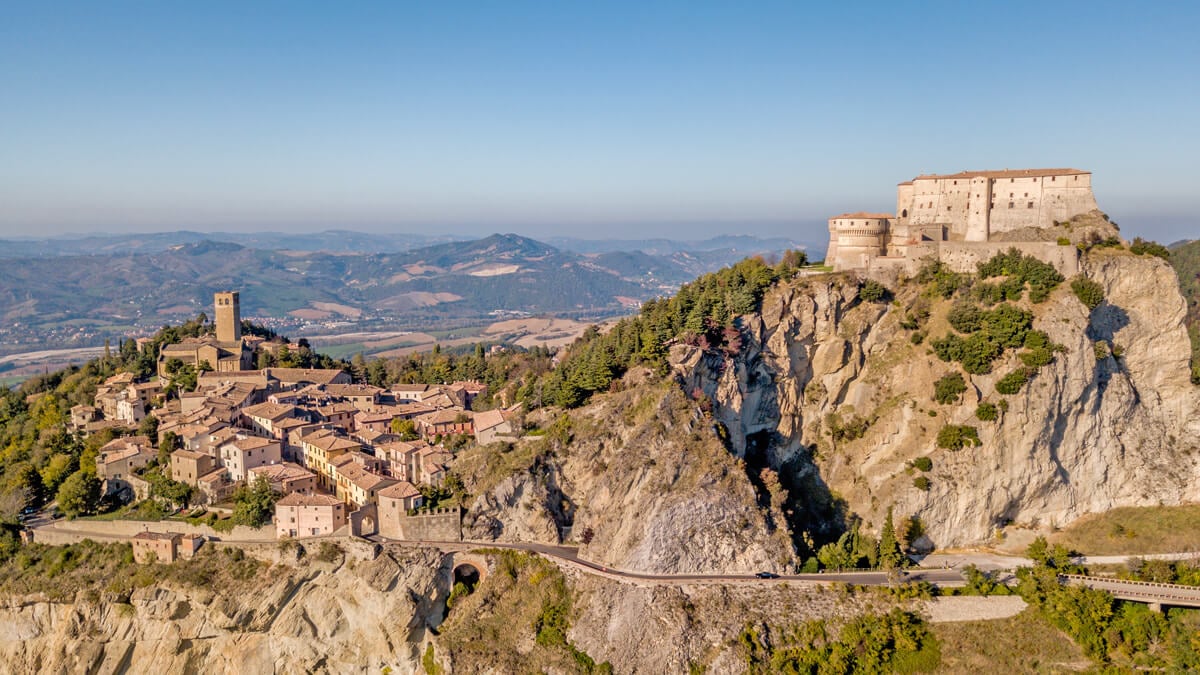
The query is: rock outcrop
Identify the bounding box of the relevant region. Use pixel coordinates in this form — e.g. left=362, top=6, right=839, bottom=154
left=0, top=547, right=445, bottom=674
left=681, top=248, right=1200, bottom=548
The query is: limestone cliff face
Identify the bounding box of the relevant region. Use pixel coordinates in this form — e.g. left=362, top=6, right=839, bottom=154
left=0, top=547, right=445, bottom=674
left=681, top=250, right=1200, bottom=548
left=459, top=383, right=796, bottom=574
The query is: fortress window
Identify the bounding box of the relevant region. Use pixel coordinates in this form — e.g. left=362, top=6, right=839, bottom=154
left=1052, top=176, right=1056, bottom=181
left=1028, top=202, right=1034, bottom=209
left=1024, top=193, right=1028, bottom=197
left=1009, top=202, right=1014, bottom=209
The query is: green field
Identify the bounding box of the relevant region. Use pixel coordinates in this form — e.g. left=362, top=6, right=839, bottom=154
left=1050, top=504, right=1200, bottom=555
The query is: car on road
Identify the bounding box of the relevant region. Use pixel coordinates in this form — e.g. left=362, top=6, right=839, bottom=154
left=755, top=571, right=780, bottom=579
left=20, top=506, right=36, bottom=516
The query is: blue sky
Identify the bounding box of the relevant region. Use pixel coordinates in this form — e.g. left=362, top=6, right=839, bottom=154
left=1, top=1, right=1197, bottom=242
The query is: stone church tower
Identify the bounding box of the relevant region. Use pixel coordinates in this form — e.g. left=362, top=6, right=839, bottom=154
left=214, top=291, right=242, bottom=344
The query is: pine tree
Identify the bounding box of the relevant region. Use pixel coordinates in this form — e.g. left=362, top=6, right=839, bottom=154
left=879, top=506, right=904, bottom=569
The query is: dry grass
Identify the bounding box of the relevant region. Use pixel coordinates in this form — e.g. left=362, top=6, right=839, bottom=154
left=1049, top=504, right=1200, bottom=555
left=932, top=608, right=1088, bottom=673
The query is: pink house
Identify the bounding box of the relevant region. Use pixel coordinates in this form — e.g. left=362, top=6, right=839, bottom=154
left=274, top=492, right=347, bottom=538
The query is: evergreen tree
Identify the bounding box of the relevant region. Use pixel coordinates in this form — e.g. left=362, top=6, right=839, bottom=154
left=879, top=506, right=904, bottom=569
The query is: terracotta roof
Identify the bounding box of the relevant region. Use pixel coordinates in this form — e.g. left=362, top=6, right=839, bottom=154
left=912, top=168, right=1089, bottom=180
left=242, top=402, right=296, bottom=421
left=276, top=492, right=343, bottom=507
left=224, top=436, right=277, bottom=452
left=172, top=449, right=209, bottom=461
left=830, top=212, right=893, bottom=220
left=266, top=368, right=348, bottom=385
left=473, top=409, right=508, bottom=431
left=248, top=462, right=314, bottom=481
left=378, top=481, right=421, bottom=500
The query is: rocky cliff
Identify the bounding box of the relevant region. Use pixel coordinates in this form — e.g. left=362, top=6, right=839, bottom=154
left=456, top=381, right=796, bottom=574
left=0, top=545, right=445, bottom=674
left=681, top=244, right=1200, bottom=550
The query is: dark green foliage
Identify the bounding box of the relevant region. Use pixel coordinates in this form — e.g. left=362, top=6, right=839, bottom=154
left=230, top=477, right=277, bottom=527
left=958, top=564, right=1011, bottom=596
left=976, top=248, right=1065, bottom=303
left=975, top=402, right=998, bottom=421
left=878, top=507, right=904, bottom=569
left=959, top=333, right=1002, bottom=374
left=1071, top=276, right=1106, bottom=311
left=1167, top=240, right=1200, bottom=383
left=56, top=470, right=101, bottom=518
left=931, top=334, right=963, bottom=363
left=1130, top=237, right=1170, bottom=260
left=917, top=261, right=965, bottom=298
left=537, top=257, right=785, bottom=408
left=947, top=302, right=983, bottom=333
left=737, top=609, right=940, bottom=674
left=826, top=411, right=870, bottom=442
left=995, top=368, right=1032, bottom=395
left=971, top=281, right=1004, bottom=306
left=933, top=372, right=967, bottom=404
left=1019, top=348, right=1054, bottom=369
left=982, top=304, right=1034, bottom=349
left=911, top=456, right=932, bottom=472
left=913, top=476, right=931, bottom=491
left=936, top=424, right=980, bottom=450
left=858, top=279, right=888, bottom=302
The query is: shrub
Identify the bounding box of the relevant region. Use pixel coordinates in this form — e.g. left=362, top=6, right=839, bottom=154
left=948, top=302, right=983, bottom=333
left=911, top=456, right=933, bottom=472
left=996, top=368, right=1031, bottom=395
left=960, top=333, right=1002, bottom=374
left=913, top=476, right=931, bottom=491
left=936, top=424, right=981, bottom=450
left=910, top=331, right=925, bottom=345
left=982, top=304, right=1033, bottom=349
left=931, top=334, right=964, bottom=362
left=917, top=261, right=964, bottom=298
left=975, top=402, right=998, bottom=421
left=933, top=372, right=967, bottom=404
left=1071, top=276, right=1105, bottom=311
left=1057, top=236, right=1071, bottom=246
left=1130, top=237, right=1170, bottom=260
left=858, top=279, right=888, bottom=302
left=315, top=541, right=342, bottom=563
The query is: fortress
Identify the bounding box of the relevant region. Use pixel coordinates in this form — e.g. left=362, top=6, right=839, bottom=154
left=826, top=168, right=1099, bottom=276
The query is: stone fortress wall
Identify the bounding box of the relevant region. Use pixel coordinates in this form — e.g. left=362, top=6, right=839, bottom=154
left=827, top=168, right=1098, bottom=277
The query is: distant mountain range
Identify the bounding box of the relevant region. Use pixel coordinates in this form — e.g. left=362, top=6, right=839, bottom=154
left=0, top=232, right=816, bottom=356
left=0, top=230, right=818, bottom=257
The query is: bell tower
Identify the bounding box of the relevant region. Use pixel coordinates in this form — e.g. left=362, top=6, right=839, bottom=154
left=214, top=291, right=242, bottom=344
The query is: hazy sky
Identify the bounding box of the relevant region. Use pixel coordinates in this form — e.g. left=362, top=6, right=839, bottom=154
left=1, top=1, right=1197, bottom=242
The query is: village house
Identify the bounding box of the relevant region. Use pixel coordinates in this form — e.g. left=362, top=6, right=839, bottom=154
left=312, top=401, right=358, bottom=432
left=248, top=462, right=317, bottom=495
left=69, top=404, right=97, bottom=431
left=241, top=401, right=300, bottom=438
left=265, top=367, right=351, bottom=390
left=275, top=492, right=347, bottom=538
left=219, top=436, right=282, bottom=482
left=170, top=449, right=215, bottom=486
left=298, top=428, right=363, bottom=491
left=415, top=446, right=454, bottom=486
left=196, top=469, right=233, bottom=505
left=322, top=383, right=384, bottom=412
left=414, top=409, right=474, bottom=440
left=473, top=408, right=518, bottom=445
left=196, top=369, right=273, bottom=391
left=375, top=439, right=430, bottom=483
left=95, top=436, right=156, bottom=497
left=333, top=461, right=396, bottom=509
left=131, top=531, right=204, bottom=564
left=389, top=383, right=436, bottom=402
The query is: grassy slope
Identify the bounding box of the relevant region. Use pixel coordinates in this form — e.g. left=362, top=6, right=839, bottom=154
left=932, top=609, right=1087, bottom=674
left=1048, top=504, right=1200, bottom=555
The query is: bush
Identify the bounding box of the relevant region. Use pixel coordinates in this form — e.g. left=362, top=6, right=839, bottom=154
left=996, top=368, right=1032, bottom=395
left=975, top=402, right=998, bottom=421
left=931, top=334, right=964, bottom=362
left=913, top=476, right=931, bottom=491
left=933, top=372, right=967, bottom=404
left=936, top=424, right=981, bottom=450
left=1071, top=276, right=1105, bottom=311
left=1019, top=347, right=1054, bottom=369
left=1057, top=236, right=1072, bottom=246
left=917, top=261, right=964, bottom=298
left=948, top=302, right=983, bottom=333
left=1130, top=237, right=1170, bottom=260
left=858, top=279, right=888, bottom=302
left=982, top=304, right=1033, bottom=349
left=911, top=456, right=933, bottom=472
left=960, top=333, right=1002, bottom=374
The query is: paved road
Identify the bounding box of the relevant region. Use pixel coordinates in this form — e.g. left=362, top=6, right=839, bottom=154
left=383, top=537, right=966, bottom=586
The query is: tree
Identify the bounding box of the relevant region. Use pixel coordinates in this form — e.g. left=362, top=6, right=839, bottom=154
left=933, top=372, right=967, bottom=404
left=56, top=470, right=102, bottom=518
left=390, top=418, right=420, bottom=441
left=158, top=431, right=178, bottom=466
left=231, top=477, right=277, bottom=527
left=138, top=414, right=160, bottom=440
left=879, top=507, right=904, bottom=569
left=1071, top=276, right=1106, bottom=311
